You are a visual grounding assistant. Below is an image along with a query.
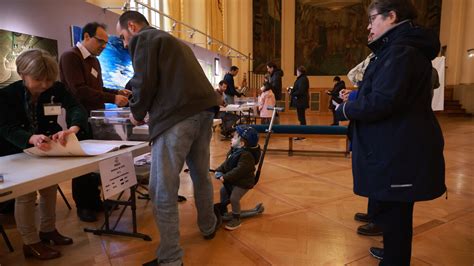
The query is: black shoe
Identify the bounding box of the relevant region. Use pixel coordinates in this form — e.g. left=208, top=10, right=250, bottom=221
left=39, top=229, right=73, bottom=245
left=354, top=212, right=371, bottom=223
left=142, top=258, right=158, bottom=266
left=293, top=137, right=306, bottom=141
left=77, top=208, right=97, bottom=222
left=204, top=204, right=222, bottom=240
left=357, top=223, right=383, bottom=236
left=369, top=247, right=384, bottom=260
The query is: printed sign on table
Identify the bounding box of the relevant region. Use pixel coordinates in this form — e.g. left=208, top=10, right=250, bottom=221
left=99, top=152, right=137, bottom=199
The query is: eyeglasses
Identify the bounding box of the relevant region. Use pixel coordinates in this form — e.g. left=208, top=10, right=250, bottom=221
left=92, top=36, right=108, bottom=46
left=368, top=13, right=383, bottom=25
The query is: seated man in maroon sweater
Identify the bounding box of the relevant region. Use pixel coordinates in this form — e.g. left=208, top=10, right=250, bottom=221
left=59, top=22, right=130, bottom=222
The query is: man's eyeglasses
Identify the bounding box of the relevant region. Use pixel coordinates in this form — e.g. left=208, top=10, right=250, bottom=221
left=92, top=36, right=108, bottom=46
left=368, top=13, right=384, bottom=25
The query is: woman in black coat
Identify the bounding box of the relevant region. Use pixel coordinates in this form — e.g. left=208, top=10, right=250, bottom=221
left=289, top=65, right=309, bottom=125
left=0, top=49, right=88, bottom=260
left=335, top=1, right=445, bottom=265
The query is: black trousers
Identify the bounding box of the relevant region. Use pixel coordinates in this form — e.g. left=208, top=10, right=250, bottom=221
left=73, top=123, right=103, bottom=210
left=366, top=197, right=377, bottom=221
left=374, top=201, right=415, bottom=266
left=72, top=172, right=102, bottom=210
left=331, top=109, right=339, bottom=125
left=296, top=107, right=306, bottom=125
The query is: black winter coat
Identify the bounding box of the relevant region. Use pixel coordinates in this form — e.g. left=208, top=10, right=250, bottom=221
left=0, top=81, right=88, bottom=156
left=269, top=69, right=284, bottom=100
left=216, top=145, right=261, bottom=189
left=328, top=80, right=345, bottom=107
left=335, top=21, right=445, bottom=202
left=290, top=74, right=309, bottom=109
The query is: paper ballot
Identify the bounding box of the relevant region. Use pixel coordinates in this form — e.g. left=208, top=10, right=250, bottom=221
left=24, top=133, right=142, bottom=157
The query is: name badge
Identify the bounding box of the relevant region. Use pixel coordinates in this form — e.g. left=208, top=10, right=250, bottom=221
left=44, top=103, right=62, bottom=116
left=91, top=68, right=98, bottom=78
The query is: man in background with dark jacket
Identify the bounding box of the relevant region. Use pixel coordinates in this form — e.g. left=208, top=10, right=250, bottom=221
left=117, top=11, right=220, bottom=266
left=223, top=65, right=242, bottom=104
left=336, top=0, right=445, bottom=265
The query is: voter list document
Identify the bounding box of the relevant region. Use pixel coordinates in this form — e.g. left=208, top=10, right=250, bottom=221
left=24, top=133, right=143, bottom=157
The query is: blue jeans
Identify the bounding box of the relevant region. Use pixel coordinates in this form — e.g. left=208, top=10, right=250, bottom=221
left=149, top=111, right=216, bottom=266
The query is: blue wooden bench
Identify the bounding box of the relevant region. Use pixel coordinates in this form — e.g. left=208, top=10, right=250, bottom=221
left=251, top=125, right=349, bottom=157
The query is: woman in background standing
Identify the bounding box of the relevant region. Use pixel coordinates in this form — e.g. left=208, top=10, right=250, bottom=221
left=289, top=65, right=310, bottom=126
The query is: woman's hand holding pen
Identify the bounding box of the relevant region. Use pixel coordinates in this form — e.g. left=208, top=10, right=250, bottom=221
left=51, top=126, right=80, bottom=146
left=29, top=134, right=52, bottom=151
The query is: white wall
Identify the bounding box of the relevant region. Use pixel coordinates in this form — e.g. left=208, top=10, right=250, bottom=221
left=0, top=0, right=120, bottom=56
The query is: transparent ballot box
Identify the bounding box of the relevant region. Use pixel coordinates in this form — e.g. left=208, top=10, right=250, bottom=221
left=89, top=108, right=135, bottom=140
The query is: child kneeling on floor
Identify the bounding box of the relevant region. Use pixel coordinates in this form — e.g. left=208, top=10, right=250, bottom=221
left=215, top=125, right=261, bottom=230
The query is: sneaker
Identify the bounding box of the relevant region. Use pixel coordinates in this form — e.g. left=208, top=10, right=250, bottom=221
left=203, top=204, right=222, bottom=240
left=225, top=218, right=241, bottom=230
left=354, top=212, right=371, bottom=223
left=357, top=223, right=383, bottom=236
left=369, top=247, right=384, bottom=260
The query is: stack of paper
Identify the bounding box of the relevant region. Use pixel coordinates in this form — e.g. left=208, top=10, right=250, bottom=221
left=24, top=134, right=142, bottom=157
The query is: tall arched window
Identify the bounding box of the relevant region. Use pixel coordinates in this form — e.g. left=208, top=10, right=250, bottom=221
left=130, top=0, right=170, bottom=30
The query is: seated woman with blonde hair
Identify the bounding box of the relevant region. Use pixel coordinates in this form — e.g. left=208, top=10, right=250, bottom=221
left=0, top=49, right=88, bottom=260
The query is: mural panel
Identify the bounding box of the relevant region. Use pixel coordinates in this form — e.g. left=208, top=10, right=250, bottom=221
left=253, top=0, right=282, bottom=73
left=0, top=29, right=58, bottom=88
left=295, top=0, right=371, bottom=76
left=294, top=0, right=442, bottom=76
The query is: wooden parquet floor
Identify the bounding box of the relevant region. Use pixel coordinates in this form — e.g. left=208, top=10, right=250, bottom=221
left=1, top=114, right=473, bottom=266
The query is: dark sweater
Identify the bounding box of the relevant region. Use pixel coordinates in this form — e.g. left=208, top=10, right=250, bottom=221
left=0, top=80, right=88, bottom=156
left=59, top=47, right=117, bottom=113
left=128, top=26, right=218, bottom=141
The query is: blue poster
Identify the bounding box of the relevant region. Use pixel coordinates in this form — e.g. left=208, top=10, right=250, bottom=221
left=97, top=35, right=134, bottom=90
left=70, top=26, right=133, bottom=90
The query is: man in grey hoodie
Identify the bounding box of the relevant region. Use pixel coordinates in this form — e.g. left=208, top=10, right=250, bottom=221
left=117, top=11, right=220, bottom=266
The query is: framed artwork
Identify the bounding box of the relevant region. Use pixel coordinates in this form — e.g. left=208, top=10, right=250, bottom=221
left=0, top=29, right=58, bottom=89
left=294, top=0, right=442, bottom=76
left=70, top=25, right=82, bottom=46
left=253, top=0, right=282, bottom=73
left=294, top=0, right=371, bottom=76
